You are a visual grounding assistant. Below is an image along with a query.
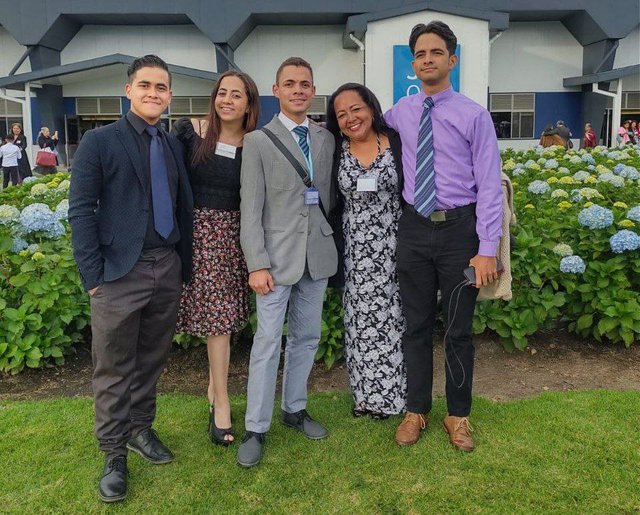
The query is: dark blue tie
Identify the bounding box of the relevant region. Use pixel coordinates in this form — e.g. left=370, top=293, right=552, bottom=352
left=414, top=97, right=436, bottom=217
left=145, top=125, right=174, bottom=239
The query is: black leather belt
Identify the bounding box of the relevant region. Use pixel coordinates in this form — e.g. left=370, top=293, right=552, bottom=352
left=405, top=202, right=476, bottom=222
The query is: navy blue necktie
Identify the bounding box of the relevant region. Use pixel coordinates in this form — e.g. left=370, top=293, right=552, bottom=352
left=145, top=125, right=174, bottom=239
left=414, top=97, right=436, bottom=217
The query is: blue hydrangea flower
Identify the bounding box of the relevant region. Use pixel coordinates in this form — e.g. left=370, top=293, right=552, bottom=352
left=569, top=156, right=582, bottom=165
left=527, top=180, right=550, bottom=194
left=544, top=159, right=559, bottom=169
left=558, top=167, right=570, bottom=175
left=11, top=237, right=28, bottom=253
left=613, top=163, right=626, bottom=174
left=26, top=243, right=40, bottom=254
left=18, top=202, right=64, bottom=239
left=515, top=162, right=525, bottom=169
left=578, top=205, right=614, bottom=229
left=607, top=151, right=622, bottom=160
left=512, top=168, right=526, bottom=176
left=598, top=173, right=625, bottom=188
left=587, top=164, right=595, bottom=171
left=22, top=176, right=39, bottom=185
left=572, top=170, right=590, bottom=182
left=55, top=199, right=69, bottom=220
left=524, top=159, right=536, bottom=167
left=560, top=255, right=586, bottom=273
left=627, top=206, right=640, bottom=222
left=616, top=166, right=640, bottom=180
left=610, top=230, right=640, bottom=253
left=581, top=154, right=596, bottom=166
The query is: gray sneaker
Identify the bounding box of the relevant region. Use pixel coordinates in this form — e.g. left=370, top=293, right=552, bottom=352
left=282, top=409, right=328, bottom=440
left=237, top=431, right=265, bottom=468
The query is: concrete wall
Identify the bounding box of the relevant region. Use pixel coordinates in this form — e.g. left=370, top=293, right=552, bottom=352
left=614, top=25, right=640, bottom=69
left=0, top=27, right=30, bottom=76
left=364, top=11, right=490, bottom=111
left=234, top=25, right=362, bottom=95
left=490, top=22, right=583, bottom=93
left=61, top=25, right=217, bottom=71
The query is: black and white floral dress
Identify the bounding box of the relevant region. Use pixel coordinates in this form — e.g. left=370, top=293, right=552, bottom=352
left=338, top=141, right=406, bottom=415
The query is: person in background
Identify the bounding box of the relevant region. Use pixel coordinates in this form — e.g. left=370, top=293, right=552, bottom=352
left=555, top=120, right=572, bottom=149
left=11, top=123, right=32, bottom=180
left=617, top=120, right=632, bottom=146
left=385, top=21, right=502, bottom=452
left=539, top=125, right=566, bottom=148
left=37, top=126, right=59, bottom=174
left=627, top=120, right=637, bottom=144
left=1, top=133, right=22, bottom=188
left=326, top=83, right=406, bottom=420
left=582, top=122, right=596, bottom=149
left=632, top=120, right=640, bottom=143
left=172, top=70, right=260, bottom=446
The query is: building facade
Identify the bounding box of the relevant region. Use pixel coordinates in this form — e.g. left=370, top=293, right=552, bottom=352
left=0, top=1, right=638, bottom=163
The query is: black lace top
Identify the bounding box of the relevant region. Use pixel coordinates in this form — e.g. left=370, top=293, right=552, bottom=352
left=171, top=117, right=243, bottom=211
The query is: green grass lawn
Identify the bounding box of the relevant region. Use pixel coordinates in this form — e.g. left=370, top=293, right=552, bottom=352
left=1, top=391, right=639, bottom=514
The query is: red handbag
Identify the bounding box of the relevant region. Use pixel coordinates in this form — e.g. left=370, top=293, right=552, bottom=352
left=36, top=150, right=57, bottom=167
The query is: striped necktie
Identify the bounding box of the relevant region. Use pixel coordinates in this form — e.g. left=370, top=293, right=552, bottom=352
left=414, top=97, right=436, bottom=218
left=293, top=125, right=310, bottom=161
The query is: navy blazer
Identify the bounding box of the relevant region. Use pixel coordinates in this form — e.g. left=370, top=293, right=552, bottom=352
left=69, top=116, right=193, bottom=291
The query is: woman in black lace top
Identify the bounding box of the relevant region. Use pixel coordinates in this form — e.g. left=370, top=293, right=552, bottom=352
left=172, top=70, right=260, bottom=446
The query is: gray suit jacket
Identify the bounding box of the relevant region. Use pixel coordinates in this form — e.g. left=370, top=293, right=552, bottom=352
left=240, top=115, right=337, bottom=285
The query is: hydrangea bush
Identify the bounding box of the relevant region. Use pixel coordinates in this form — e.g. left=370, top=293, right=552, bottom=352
left=475, top=144, right=640, bottom=349
left=0, top=173, right=89, bottom=374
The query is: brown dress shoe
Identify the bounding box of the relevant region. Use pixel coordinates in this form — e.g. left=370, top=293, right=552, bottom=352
left=443, top=415, right=474, bottom=452
left=395, top=412, right=428, bottom=446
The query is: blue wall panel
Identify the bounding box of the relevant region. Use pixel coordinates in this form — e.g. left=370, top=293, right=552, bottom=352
left=258, top=96, right=279, bottom=128
left=62, top=97, right=75, bottom=116
left=535, top=92, right=582, bottom=138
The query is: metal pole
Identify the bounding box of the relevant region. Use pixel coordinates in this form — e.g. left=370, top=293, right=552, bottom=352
left=24, top=82, right=33, bottom=167
left=612, top=79, right=623, bottom=146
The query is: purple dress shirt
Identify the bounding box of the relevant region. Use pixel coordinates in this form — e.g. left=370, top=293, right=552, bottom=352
left=385, top=86, right=503, bottom=257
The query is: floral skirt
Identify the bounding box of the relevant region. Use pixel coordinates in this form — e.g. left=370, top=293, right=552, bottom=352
left=176, top=208, right=249, bottom=337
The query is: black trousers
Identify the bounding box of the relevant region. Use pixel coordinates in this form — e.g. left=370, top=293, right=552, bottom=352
left=2, top=166, right=20, bottom=188
left=397, top=205, right=479, bottom=417
left=90, top=247, right=182, bottom=458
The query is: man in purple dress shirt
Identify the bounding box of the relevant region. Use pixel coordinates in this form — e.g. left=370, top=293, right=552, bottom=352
left=385, top=21, right=503, bottom=451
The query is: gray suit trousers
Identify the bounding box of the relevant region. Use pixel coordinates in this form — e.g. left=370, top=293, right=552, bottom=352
left=245, top=270, right=328, bottom=433
left=90, top=247, right=182, bottom=457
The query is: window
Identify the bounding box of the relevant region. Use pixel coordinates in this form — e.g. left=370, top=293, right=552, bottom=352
left=490, top=93, right=535, bottom=139
left=0, top=99, right=23, bottom=137
left=169, top=97, right=210, bottom=116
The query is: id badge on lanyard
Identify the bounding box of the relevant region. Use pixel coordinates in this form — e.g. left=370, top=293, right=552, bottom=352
left=357, top=176, right=378, bottom=192
left=304, top=187, right=320, bottom=205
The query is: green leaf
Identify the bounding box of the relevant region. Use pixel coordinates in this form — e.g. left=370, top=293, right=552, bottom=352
left=9, top=274, right=30, bottom=287
left=576, top=314, right=593, bottom=331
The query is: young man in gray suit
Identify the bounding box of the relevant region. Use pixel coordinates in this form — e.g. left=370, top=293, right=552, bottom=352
left=238, top=57, right=337, bottom=468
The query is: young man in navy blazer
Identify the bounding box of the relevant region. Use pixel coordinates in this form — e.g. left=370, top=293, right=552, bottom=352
left=69, top=55, right=193, bottom=503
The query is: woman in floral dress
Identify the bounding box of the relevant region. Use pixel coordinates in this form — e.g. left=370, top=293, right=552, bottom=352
left=173, top=70, right=259, bottom=445
left=327, top=83, right=406, bottom=418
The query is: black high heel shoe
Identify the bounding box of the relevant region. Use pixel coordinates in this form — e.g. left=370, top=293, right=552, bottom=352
left=208, top=404, right=234, bottom=447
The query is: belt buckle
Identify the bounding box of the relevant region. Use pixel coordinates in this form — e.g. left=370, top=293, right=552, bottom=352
left=430, top=210, right=446, bottom=222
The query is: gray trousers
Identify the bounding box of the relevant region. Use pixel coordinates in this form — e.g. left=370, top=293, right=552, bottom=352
left=245, top=270, right=327, bottom=433
left=90, top=247, right=182, bottom=457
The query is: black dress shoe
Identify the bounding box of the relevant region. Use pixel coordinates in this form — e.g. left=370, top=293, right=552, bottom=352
left=99, top=455, right=127, bottom=503
left=126, top=428, right=174, bottom=464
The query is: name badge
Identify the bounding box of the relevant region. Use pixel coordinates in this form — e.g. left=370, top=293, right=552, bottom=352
left=357, top=176, right=377, bottom=192
left=215, top=142, right=237, bottom=159
left=304, top=187, right=320, bottom=205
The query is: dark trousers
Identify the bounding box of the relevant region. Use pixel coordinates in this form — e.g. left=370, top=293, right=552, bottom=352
left=2, top=166, right=20, bottom=188
left=90, top=247, right=182, bottom=458
left=397, top=205, right=479, bottom=417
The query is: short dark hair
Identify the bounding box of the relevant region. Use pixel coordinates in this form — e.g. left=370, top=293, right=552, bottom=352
left=326, top=83, right=389, bottom=141
left=127, top=54, right=172, bottom=86
left=409, top=21, right=457, bottom=56
left=5, top=133, right=14, bottom=142
left=275, top=57, right=313, bottom=84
